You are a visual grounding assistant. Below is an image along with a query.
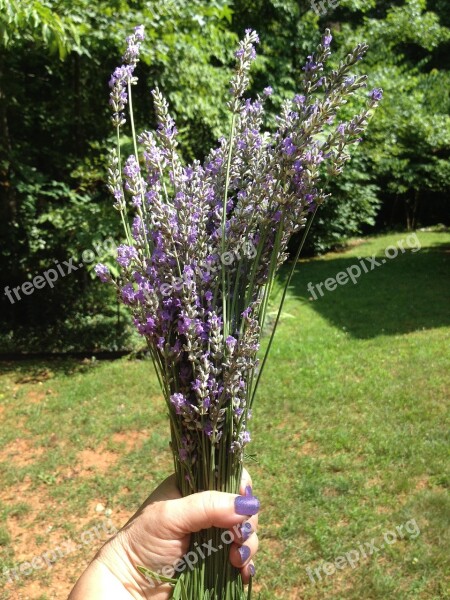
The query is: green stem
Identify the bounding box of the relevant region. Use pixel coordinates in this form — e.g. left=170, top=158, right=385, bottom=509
left=116, top=126, right=133, bottom=246
left=221, top=114, right=237, bottom=340
left=128, top=79, right=151, bottom=256
left=250, top=206, right=319, bottom=406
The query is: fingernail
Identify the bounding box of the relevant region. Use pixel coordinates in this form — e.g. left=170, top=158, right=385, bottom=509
left=245, top=485, right=252, bottom=496
left=240, top=521, right=252, bottom=541
left=238, top=545, right=251, bottom=563
left=249, top=564, right=256, bottom=577
left=235, top=495, right=260, bottom=516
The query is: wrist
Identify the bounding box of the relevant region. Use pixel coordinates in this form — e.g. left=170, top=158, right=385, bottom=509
left=97, top=530, right=173, bottom=600
left=68, top=556, right=135, bottom=600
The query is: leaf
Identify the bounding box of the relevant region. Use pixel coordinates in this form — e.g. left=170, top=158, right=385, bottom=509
left=136, top=565, right=177, bottom=585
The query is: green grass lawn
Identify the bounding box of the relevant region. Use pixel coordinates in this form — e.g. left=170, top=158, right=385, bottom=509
left=0, top=230, right=449, bottom=599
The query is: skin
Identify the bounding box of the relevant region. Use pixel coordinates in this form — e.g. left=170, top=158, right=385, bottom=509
left=68, top=470, right=258, bottom=600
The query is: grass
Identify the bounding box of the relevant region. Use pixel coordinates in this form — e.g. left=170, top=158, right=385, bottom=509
left=0, top=230, right=449, bottom=599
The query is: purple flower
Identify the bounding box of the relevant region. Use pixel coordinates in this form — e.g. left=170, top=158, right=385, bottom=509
left=226, top=335, right=237, bottom=354
left=293, top=160, right=303, bottom=173
left=132, top=215, right=146, bottom=239
left=303, top=55, right=319, bottom=73
left=134, top=25, right=145, bottom=41
left=117, top=244, right=138, bottom=268
left=204, top=421, right=213, bottom=437
left=370, top=88, right=383, bottom=102
left=240, top=431, right=251, bottom=444
left=322, top=32, right=332, bottom=48
left=282, top=137, right=297, bottom=156
left=121, top=283, right=136, bottom=304
left=135, top=316, right=156, bottom=335
left=109, top=65, right=132, bottom=89
left=94, top=263, right=110, bottom=283
left=263, top=86, right=273, bottom=97
left=245, top=29, right=260, bottom=44
left=293, top=94, right=305, bottom=105
left=123, top=155, right=140, bottom=179
left=171, top=393, right=187, bottom=415
left=178, top=315, right=192, bottom=335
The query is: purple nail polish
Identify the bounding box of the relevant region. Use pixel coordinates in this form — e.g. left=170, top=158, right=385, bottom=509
left=245, top=485, right=252, bottom=496
left=235, top=495, right=260, bottom=516
left=240, top=522, right=252, bottom=541
left=238, top=545, right=251, bottom=563
left=249, top=564, right=256, bottom=577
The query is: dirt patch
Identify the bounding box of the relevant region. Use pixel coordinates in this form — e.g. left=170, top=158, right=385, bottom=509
left=26, top=389, right=47, bottom=404
left=0, top=475, right=34, bottom=504
left=323, top=486, right=339, bottom=497
left=365, top=476, right=383, bottom=488
left=414, top=476, right=430, bottom=491
left=111, top=429, right=149, bottom=452
left=2, top=476, right=132, bottom=600
left=0, top=438, right=44, bottom=467
left=376, top=505, right=392, bottom=514
left=298, top=441, right=320, bottom=456
left=77, top=448, right=119, bottom=475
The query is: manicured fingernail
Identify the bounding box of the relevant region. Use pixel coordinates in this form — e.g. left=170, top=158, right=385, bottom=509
left=245, top=485, right=252, bottom=496
left=249, top=564, right=256, bottom=577
left=235, top=495, right=260, bottom=516
left=238, top=545, right=251, bottom=563
left=240, top=521, right=252, bottom=541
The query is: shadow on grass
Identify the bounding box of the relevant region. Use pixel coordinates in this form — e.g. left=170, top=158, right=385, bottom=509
left=0, top=352, right=153, bottom=382
left=288, top=241, right=450, bottom=339
left=0, top=359, right=101, bottom=381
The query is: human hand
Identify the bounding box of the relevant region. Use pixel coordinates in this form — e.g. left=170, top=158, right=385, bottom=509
left=68, top=470, right=259, bottom=600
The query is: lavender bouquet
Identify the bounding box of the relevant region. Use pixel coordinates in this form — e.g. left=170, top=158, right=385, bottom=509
left=97, top=25, right=381, bottom=599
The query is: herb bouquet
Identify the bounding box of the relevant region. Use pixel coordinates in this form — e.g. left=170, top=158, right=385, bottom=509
left=97, top=25, right=381, bottom=600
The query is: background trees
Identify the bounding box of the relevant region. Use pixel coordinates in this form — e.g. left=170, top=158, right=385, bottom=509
left=0, top=0, right=448, bottom=351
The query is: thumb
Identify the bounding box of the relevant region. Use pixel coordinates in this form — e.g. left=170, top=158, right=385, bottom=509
left=164, top=491, right=260, bottom=536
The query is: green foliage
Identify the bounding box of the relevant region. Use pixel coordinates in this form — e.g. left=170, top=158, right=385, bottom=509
left=305, top=153, right=381, bottom=254
left=0, top=0, right=80, bottom=57
left=336, top=0, right=450, bottom=230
